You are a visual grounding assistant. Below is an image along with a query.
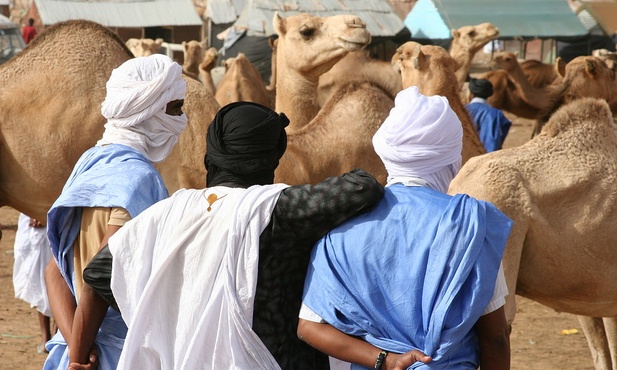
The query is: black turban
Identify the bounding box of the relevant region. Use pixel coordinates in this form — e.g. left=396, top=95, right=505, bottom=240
left=469, top=78, right=494, bottom=99
left=205, top=101, right=289, bottom=187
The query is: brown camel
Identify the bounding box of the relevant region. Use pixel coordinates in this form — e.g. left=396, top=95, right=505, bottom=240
left=520, top=59, right=561, bottom=88
left=0, top=20, right=218, bottom=221
left=532, top=55, right=617, bottom=136
left=272, top=12, right=393, bottom=184
left=182, top=40, right=205, bottom=80
left=491, top=52, right=551, bottom=110
left=316, top=50, right=402, bottom=107
left=391, top=41, right=485, bottom=164
left=480, top=68, right=542, bottom=119
left=198, top=47, right=219, bottom=95
left=125, top=37, right=164, bottom=57
left=449, top=22, right=500, bottom=87
left=448, top=98, right=617, bottom=370
left=215, top=53, right=275, bottom=109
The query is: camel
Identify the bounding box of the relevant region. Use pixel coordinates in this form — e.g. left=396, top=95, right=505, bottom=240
left=198, top=47, right=218, bottom=95
left=316, top=50, right=402, bottom=107
left=181, top=40, right=205, bottom=80
left=491, top=52, right=552, bottom=110
left=0, top=20, right=218, bottom=222
left=391, top=41, right=486, bottom=164
left=480, top=68, right=542, bottom=119
left=519, top=59, right=561, bottom=88
left=125, top=37, right=164, bottom=57
left=272, top=12, right=393, bottom=184
left=532, top=55, right=617, bottom=136
left=448, top=97, right=617, bottom=370
left=214, top=52, right=275, bottom=109
left=449, top=22, right=500, bottom=87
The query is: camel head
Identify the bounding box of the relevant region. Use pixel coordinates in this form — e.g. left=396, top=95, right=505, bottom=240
left=492, top=51, right=519, bottom=71
left=199, top=47, right=219, bottom=72
left=183, top=40, right=205, bottom=67
left=125, top=38, right=164, bottom=57
left=561, top=56, right=616, bottom=104
left=273, top=12, right=371, bottom=79
left=451, top=22, right=500, bottom=54
left=392, top=41, right=458, bottom=94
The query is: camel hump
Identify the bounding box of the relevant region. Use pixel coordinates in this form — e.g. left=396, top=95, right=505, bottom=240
left=542, top=97, right=613, bottom=138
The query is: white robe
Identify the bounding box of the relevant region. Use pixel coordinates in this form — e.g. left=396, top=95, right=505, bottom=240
left=13, top=213, right=52, bottom=317
left=109, top=184, right=288, bottom=370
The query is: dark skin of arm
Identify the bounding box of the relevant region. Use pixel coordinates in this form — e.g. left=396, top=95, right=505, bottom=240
left=476, top=306, right=511, bottom=370
left=68, top=224, right=122, bottom=370
left=297, top=305, right=510, bottom=370
left=297, top=319, right=432, bottom=370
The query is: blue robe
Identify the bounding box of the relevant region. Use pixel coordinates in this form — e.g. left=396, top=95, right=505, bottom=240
left=44, top=144, right=169, bottom=370
left=466, top=101, right=512, bottom=152
left=302, top=185, right=512, bottom=369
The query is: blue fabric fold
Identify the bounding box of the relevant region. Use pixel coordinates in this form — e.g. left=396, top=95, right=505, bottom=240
left=302, top=185, right=512, bottom=369
left=44, top=144, right=168, bottom=370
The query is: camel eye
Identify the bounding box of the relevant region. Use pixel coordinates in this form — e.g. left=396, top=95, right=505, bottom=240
left=299, top=26, right=315, bottom=39
left=468, top=30, right=476, bottom=37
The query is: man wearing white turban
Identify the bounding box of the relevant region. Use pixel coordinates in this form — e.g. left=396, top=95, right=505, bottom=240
left=298, top=86, right=513, bottom=370
left=43, top=54, right=187, bottom=370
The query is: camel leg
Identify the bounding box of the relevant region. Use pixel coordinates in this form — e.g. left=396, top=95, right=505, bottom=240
left=601, top=317, right=617, bottom=370
left=578, top=316, right=612, bottom=370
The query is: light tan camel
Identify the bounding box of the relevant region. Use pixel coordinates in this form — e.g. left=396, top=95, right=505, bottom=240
left=214, top=53, right=275, bottom=109
left=391, top=42, right=485, bottom=164
left=0, top=20, right=218, bottom=221
left=491, top=52, right=551, bottom=110
left=532, top=55, right=617, bottom=136
left=448, top=98, right=617, bottom=370
left=317, top=50, right=402, bottom=107
left=182, top=40, right=205, bottom=80
left=125, top=37, right=164, bottom=57
left=272, top=12, right=393, bottom=184
left=449, top=22, right=500, bottom=87
left=198, top=47, right=219, bottom=95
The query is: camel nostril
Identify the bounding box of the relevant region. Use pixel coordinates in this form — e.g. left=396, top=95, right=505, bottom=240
left=346, top=17, right=366, bottom=28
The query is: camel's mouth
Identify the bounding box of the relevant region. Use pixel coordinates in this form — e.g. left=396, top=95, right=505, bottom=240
left=337, top=36, right=371, bottom=51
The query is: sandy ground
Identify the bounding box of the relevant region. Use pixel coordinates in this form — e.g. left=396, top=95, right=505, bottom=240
left=0, top=116, right=596, bottom=370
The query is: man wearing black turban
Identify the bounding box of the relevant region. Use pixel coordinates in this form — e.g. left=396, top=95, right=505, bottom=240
left=79, top=101, right=385, bottom=369
left=466, top=78, right=512, bottom=152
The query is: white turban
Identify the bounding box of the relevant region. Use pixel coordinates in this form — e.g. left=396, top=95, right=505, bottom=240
left=97, top=54, right=187, bottom=163
left=372, top=86, right=463, bottom=193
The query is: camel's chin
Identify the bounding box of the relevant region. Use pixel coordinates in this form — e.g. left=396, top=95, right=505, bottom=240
left=337, top=38, right=370, bottom=51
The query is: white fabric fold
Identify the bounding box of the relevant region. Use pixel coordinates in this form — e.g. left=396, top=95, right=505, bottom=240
left=372, top=86, right=462, bottom=192
left=109, top=185, right=288, bottom=369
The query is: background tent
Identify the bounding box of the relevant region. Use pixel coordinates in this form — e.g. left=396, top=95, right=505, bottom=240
left=405, top=0, right=590, bottom=61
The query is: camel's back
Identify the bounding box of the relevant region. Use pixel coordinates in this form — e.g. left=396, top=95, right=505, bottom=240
left=1, top=20, right=132, bottom=85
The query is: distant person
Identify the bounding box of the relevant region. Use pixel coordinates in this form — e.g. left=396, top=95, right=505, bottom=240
left=466, top=78, right=512, bottom=152
left=22, top=18, right=37, bottom=44
left=13, top=213, right=54, bottom=354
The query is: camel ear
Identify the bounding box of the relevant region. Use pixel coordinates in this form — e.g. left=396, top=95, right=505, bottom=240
left=391, top=48, right=402, bottom=73
left=155, top=38, right=164, bottom=48
left=200, top=38, right=207, bottom=49
left=513, top=51, right=519, bottom=59
left=413, top=49, right=426, bottom=70
left=584, top=57, right=599, bottom=78
left=555, top=57, right=566, bottom=77
left=273, top=11, right=285, bottom=36
left=451, top=29, right=460, bottom=39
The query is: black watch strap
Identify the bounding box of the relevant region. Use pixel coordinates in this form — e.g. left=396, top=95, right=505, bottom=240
left=374, top=350, right=388, bottom=369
